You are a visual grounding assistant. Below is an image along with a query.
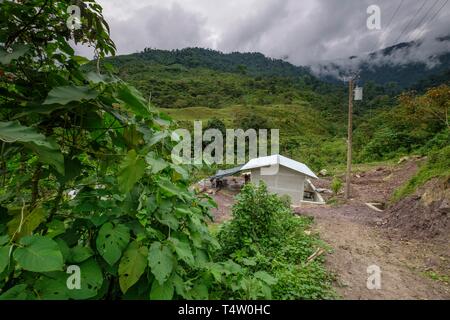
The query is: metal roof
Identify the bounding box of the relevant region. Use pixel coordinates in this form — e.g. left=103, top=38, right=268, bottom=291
left=241, top=154, right=318, bottom=179
left=211, top=165, right=244, bottom=179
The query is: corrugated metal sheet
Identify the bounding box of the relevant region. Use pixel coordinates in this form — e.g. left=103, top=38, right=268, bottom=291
left=241, top=154, right=318, bottom=179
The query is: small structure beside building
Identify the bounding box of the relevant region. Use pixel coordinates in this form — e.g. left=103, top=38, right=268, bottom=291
left=211, top=154, right=324, bottom=206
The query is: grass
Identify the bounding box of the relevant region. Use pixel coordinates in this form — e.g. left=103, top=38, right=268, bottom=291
left=158, top=104, right=349, bottom=172
left=392, top=146, right=450, bottom=201
left=423, top=271, right=450, bottom=285
left=327, top=159, right=398, bottom=177
left=159, top=103, right=329, bottom=137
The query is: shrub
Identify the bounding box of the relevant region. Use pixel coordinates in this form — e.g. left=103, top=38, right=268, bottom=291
left=331, top=177, right=343, bottom=195
left=215, top=183, right=335, bottom=299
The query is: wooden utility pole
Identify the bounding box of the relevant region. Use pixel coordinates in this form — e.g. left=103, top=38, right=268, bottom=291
left=345, top=78, right=354, bottom=200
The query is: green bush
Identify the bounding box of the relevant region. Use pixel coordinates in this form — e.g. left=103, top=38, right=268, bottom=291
left=215, top=183, right=335, bottom=299
left=331, top=177, right=343, bottom=195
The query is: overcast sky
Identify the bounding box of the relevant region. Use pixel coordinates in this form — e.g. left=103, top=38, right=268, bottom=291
left=87, top=0, right=450, bottom=66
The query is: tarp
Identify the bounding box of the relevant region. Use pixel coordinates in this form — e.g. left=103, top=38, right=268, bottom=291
left=211, top=165, right=244, bottom=179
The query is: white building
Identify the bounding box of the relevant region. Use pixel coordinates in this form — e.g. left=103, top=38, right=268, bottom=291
left=212, top=154, right=324, bottom=205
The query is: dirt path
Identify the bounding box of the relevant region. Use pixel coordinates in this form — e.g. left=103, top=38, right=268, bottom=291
left=296, top=160, right=450, bottom=300
left=209, top=160, right=449, bottom=299
left=299, top=203, right=449, bottom=299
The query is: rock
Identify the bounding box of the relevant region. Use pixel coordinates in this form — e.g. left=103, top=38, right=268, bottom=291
left=398, top=156, right=410, bottom=164
left=319, top=169, right=328, bottom=176
left=316, top=188, right=333, bottom=194
left=438, top=200, right=450, bottom=214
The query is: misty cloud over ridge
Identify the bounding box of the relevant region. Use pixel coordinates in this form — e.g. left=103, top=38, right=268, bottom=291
left=77, top=0, right=450, bottom=69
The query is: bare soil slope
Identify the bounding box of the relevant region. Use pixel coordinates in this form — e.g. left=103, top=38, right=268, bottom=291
left=296, top=159, right=449, bottom=299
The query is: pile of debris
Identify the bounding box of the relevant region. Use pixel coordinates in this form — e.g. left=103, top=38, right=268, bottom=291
left=381, top=177, right=450, bottom=239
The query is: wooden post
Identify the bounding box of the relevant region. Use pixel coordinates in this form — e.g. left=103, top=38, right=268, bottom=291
left=345, top=78, right=353, bottom=200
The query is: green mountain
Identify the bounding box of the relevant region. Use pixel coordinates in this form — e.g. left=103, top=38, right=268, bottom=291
left=98, top=46, right=448, bottom=173
left=109, top=47, right=311, bottom=78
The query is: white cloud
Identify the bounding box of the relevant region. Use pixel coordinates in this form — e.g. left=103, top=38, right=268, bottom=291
left=87, top=0, right=450, bottom=66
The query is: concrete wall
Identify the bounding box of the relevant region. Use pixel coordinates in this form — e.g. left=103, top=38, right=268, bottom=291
left=250, top=166, right=306, bottom=205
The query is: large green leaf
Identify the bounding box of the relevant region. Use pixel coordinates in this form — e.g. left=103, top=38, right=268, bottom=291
left=117, top=84, right=151, bottom=117
left=0, top=44, right=29, bottom=65
left=69, top=245, right=94, bottom=264
left=170, top=238, right=195, bottom=267
left=0, top=284, right=30, bottom=300
left=43, top=85, right=98, bottom=105
left=25, top=140, right=65, bottom=175
left=35, top=258, right=104, bottom=300
left=118, top=241, right=148, bottom=293
left=7, top=206, right=48, bottom=240
left=68, top=258, right=104, bottom=300
left=35, top=275, right=70, bottom=300
left=148, top=242, right=174, bottom=285
left=157, top=177, right=183, bottom=197
left=96, top=222, right=130, bottom=266
left=117, top=149, right=146, bottom=193
left=150, top=279, right=174, bottom=300
left=145, top=152, right=168, bottom=174
left=0, top=121, right=48, bottom=144
left=0, top=245, right=11, bottom=274
left=13, top=236, right=63, bottom=272
left=0, top=121, right=64, bottom=174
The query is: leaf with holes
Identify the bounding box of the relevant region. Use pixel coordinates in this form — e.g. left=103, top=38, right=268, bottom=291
left=118, top=241, right=148, bottom=293
left=68, top=258, right=104, bottom=300
left=13, top=236, right=63, bottom=272
left=148, top=242, right=174, bottom=285
left=35, top=258, right=104, bottom=300
left=96, top=222, right=130, bottom=266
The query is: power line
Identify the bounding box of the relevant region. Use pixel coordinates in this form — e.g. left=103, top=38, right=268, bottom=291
left=408, top=0, right=441, bottom=42
left=386, top=0, right=405, bottom=30
left=392, top=1, right=427, bottom=45
left=370, top=0, right=405, bottom=53
left=413, top=0, right=449, bottom=40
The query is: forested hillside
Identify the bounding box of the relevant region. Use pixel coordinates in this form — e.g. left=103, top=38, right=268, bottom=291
left=99, top=47, right=449, bottom=175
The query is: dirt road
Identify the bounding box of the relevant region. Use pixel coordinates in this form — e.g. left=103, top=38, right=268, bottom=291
left=296, top=161, right=450, bottom=300
left=210, top=160, right=449, bottom=299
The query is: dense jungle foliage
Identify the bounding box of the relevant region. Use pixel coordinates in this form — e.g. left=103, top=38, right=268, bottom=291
left=0, top=0, right=311, bottom=300
left=215, top=183, right=335, bottom=300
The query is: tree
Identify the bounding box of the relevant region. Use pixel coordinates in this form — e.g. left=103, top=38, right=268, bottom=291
left=422, top=85, right=450, bottom=130
left=0, top=0, right=266, bottom=300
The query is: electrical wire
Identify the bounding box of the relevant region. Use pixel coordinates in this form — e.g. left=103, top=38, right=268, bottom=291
left=413, top=0, right=449, bottom=40
left=407, top=0, right=441, bottom=42
left=392, top=1, right=427, bottom=45
left=370, top=0, right=405, bottom=53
